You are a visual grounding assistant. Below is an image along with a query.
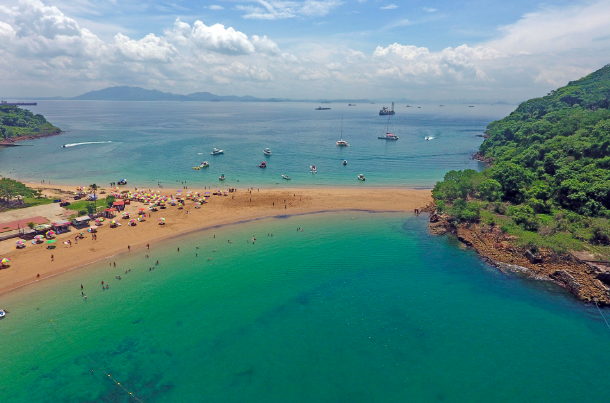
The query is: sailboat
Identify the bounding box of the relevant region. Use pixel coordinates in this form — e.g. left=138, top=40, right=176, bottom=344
left=378, top=115, right=399, bottom=140
left=336, top=116, right=349, bottom=146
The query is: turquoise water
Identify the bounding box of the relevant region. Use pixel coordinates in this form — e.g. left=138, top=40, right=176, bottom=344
left=1, top=213, right=609, bottom=402
left=0, top=102, right=514, bottom=188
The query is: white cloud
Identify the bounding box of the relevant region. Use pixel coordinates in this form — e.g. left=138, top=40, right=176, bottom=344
left=2, top=0, right=610, bottom=102
left=422, top=7, right=437, bottom=13
left=380, top=4, right=397, bottom=10
left=235, top=0, right=343, bottom=20
left=206, top=5, right=224, bottom=10
left=113, top=33, right=178, bottom=63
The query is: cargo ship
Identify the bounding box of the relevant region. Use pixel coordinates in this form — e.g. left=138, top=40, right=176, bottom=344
left=379, top=102, right=395, bottom=115
left=1, top=100, right=37, bottom=106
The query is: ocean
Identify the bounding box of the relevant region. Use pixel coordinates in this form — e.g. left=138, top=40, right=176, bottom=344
left=0, top=101, right=514, bottom=188
left=1, top=213, right=609, bottom=402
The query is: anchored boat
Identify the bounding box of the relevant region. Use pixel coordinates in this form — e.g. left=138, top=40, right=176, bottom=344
left=211, top=147, right=224, bottom=155
left=263, top=148, right=272, bottom=156
left=282, top=174, right=291, bottom=180
left=358, top=174, right=366, bottom=181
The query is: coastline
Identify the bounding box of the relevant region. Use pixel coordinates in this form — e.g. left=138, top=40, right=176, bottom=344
left=0, top=184, right=432, bottom=295
left=429, top=217, right=610, bottom=305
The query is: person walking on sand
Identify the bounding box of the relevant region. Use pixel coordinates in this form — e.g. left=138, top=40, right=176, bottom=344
left=51, top=254, right=54, bottom=261
left=252, top=235, right=256, bottom=244
left=128, top=245, right=131, bottom=252
left=147, top=244, right=150, bottom=249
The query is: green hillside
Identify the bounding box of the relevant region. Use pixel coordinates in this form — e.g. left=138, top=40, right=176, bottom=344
left=0, top=105, right=61, bottom=141
left=432, top=64, right=610, bottom=252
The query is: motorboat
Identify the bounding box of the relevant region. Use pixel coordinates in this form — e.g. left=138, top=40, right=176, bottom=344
left=117, top=179, right=127, bottom=185
left=200, top=161, right=210, bottom=168
left=263, top=148, right=272, bottom=156
left=258, top=161, right=267, bottom=168
left=219, top=174, right=226, bottom=181
left=425, top=136, right=435, bottom=141
left=342, top=160, right=347, bottom=165
left=358, top=174, right=366, bottom=181
left=0, top=309, right=5, bottom=318
left=310, top=165, right=317, bottom=173
left=211, top=148, right=224, bottom=155
left=282, top=174, right=291, bottom=180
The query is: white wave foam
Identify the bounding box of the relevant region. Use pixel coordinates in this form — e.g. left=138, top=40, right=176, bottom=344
left=62, top=141, right=113, bottom=148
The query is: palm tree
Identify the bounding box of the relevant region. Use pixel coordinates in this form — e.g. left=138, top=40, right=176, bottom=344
left=89, top=184, right=98, bottom=212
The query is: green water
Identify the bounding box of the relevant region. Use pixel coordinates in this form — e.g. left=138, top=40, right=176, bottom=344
left=1, top=213, right=609, bottom=402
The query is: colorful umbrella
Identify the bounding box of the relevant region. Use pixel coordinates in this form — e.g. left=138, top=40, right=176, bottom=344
left=34, top=235, right=43, bottom=240
left=111, top=220, right=117, bottom=225
left=16, top=239, right=25, bottom=245
left=1, top=258, right=10, bottom=263
left=158, top=218, right=165, bottom=221
left=95, top=218, right=104, bottom=222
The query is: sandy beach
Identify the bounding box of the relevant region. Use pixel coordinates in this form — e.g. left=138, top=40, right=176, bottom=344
left=0, top=185, right=432, bottom=295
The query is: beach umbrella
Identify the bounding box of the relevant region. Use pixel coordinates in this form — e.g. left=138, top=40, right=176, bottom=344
left=158, top=218, right=165, bottom=221
left=110, top=220, right=117, bottom=225
left=46, top=240, right=56, bottom=244
left=16, top=239, right=25, bottom=245
left=129, top=219, right=136, bottom=224
left=1, top=258, right=10, bottom=263
left=46, top=230, right=56, bottom=236
left=34, top=235, right=43, bottom=240
left=96, top=218, right=104, bottom=223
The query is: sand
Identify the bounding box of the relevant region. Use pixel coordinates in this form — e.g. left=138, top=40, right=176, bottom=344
left=0, top=185, right=432, bottom=295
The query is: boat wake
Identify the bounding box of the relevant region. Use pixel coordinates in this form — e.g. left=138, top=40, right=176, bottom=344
left=62, top=141, right=113, bottom=148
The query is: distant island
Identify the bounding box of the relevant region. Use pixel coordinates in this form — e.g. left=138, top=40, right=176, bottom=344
left=0, top=105, right=61, bottom=145
left=429, top=63, right=610, bottom=304
left=69, top=86, right=374, bottom=104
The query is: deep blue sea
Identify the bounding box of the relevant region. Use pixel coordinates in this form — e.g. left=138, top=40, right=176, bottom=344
left=0, top=101, right=514, bottom=188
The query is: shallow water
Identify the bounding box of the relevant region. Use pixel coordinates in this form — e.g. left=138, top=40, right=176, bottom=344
left=1, top=213, right=608, bottom=402
left=0, top=102, right=514, bottom=188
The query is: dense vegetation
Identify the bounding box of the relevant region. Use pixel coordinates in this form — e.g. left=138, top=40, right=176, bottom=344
left=433, top=64, right=610, bottom=253
left=0, top=105, right=61, bottom=141
left=0, top=177, right=46, bottom=209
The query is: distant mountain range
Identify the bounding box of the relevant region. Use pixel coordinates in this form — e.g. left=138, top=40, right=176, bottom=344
left=3, top=86, right=516, bottom=104
left=68, top=86, right=376, bottom=103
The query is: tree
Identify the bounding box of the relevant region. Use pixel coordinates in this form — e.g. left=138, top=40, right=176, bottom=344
left=477, top=179, right=502, bottom=201
left=89, top=183, right=98, bottom=211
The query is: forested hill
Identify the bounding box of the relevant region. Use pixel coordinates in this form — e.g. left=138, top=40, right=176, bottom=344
left=0, top=105, right=61, bottom=142
left=432, top=64, right=610, bottom=250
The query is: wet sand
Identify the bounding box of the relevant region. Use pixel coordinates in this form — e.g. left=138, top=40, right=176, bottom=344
left=0, top=186, right=432, bottom=295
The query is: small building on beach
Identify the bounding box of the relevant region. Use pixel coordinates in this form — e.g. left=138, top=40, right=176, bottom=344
left=52, top=220, right=71, bottom=233
left=112, top=201, right=125, bottom=211
left=71, top=216, right=91, bottom=228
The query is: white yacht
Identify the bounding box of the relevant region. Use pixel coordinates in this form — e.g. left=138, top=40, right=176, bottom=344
left=282, top=174, right=291, bottom=180
left=336, top=116, right=349, bottom=146
left=263, top=148, right=272, bottom=156
left=211, top=148, right=224, bottom=155
left=310, top=165, right=317, bottom=173
left=200, top=161, right=210, bottom=168
left=219, top=174, right=226, bottom=181
left=378, top=115, right=399, bottom=140
left=358, top=174, right=366, bottom=181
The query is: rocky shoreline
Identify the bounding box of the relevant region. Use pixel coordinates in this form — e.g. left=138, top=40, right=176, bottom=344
left=428, top=214, right=610, bottom=305
left=0, top=130, right=63, bottom=146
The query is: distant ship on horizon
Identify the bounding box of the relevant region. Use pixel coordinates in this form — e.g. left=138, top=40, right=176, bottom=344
left=379, top=102, right=395, bottom=115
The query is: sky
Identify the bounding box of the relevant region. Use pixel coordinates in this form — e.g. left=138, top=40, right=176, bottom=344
left=1, top=0, right=609, bottom=101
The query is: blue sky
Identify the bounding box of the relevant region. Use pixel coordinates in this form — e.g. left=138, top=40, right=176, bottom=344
left=0, top=0, right=608, bottom=100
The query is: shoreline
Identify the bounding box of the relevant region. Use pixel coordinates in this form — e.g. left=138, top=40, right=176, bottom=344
left=429, top=218, right=610, bottom=305
left=0, top=184, right=432, bottom=296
